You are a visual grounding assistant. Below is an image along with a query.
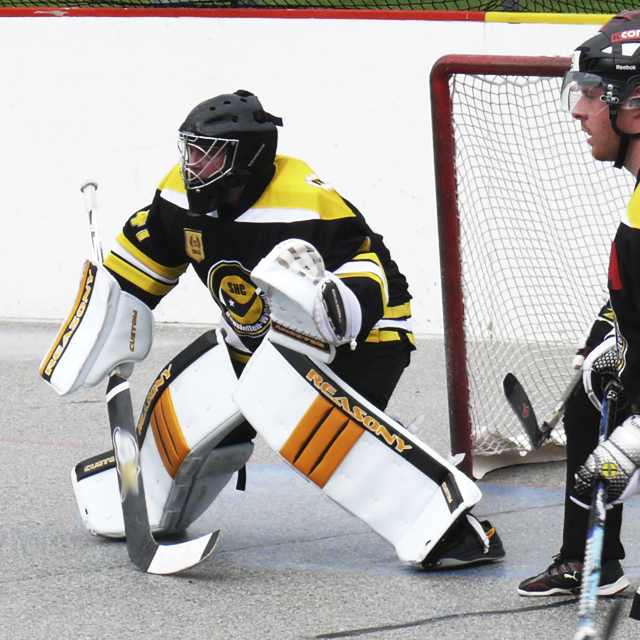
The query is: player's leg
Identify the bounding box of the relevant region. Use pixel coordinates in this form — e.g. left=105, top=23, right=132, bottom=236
left=330, top=338, right=504, bottom=569
left=327, top=338, right=411, bottom=411
left=518, top=386, right=629, bottom=596
left=234, top=339, right=504, bottom=568
left=72, top=330, right=253, bottom=538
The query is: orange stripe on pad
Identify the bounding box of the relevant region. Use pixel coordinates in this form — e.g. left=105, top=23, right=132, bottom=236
left=280, top=396, right=364, bottom=489
left=150, top=388, right=190, bottom=478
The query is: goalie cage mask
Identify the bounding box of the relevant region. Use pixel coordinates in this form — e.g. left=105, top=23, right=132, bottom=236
left=561, top=9, right=640, bottom=167
left=178, top=90, right=283, bottom=215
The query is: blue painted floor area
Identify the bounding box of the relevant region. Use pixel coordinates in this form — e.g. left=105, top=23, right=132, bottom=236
left=189, top=460, right=640, bottom=583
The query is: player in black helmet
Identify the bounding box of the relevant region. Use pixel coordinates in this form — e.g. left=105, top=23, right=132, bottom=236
left=519, top=11, right=640, bottom=616
left=66, top=89, right=504, bottom=570
left=177, top=90, right=282, bottom=215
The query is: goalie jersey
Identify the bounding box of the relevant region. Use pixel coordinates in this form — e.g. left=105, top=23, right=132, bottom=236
left=104, top=155, right=414, bottom=363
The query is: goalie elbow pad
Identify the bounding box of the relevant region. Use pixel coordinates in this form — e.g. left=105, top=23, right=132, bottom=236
left=39, top=261, right=154, bottom=395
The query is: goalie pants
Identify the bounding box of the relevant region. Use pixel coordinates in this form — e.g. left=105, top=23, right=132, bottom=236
left=230, top=336, right=413, bottom=444
left=561, top=384, right=626, bottom=561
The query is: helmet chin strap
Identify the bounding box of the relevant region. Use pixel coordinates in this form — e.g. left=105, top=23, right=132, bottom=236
left=610, top=106, right=640, bottom=169
left=614, top=136, right=630, bottom=170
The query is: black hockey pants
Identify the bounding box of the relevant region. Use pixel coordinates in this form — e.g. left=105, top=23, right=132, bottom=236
left=560, top=384, right=626, bottom=561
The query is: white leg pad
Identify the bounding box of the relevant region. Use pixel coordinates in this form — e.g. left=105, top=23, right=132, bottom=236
left=233, top=340, right=482, bottom=564
left=72, top=330, right=250, bottom=538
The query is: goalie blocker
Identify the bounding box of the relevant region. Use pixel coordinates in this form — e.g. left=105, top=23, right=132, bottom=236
left=233, top=338, right=491, bottom=566
left=39, top=261, right=154, bottom=395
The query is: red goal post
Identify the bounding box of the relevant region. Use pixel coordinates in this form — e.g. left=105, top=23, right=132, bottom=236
left=430, top=54, right=633, bottom=479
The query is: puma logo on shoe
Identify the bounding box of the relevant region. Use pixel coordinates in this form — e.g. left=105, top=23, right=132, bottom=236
left=563, top=571, right=580, bottom=582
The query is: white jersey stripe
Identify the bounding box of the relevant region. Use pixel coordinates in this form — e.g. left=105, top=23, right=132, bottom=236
left=235, top=208, right=321, bottom=223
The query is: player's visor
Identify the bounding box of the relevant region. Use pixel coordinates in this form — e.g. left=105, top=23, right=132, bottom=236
left=178, top=134, right=239, bottom=189
left=559, top=71, right=606, bottom=112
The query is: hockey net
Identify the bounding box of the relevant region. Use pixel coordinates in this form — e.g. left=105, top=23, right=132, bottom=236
left=430, top=55, right=634, bottom=478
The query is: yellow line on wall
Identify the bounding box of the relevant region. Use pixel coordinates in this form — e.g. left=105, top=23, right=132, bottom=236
left=485, top=12, right=614, bottom=25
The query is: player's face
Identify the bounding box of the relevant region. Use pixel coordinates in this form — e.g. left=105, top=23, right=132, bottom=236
left=179, top=134, right=238, bottom=189
left=187, top=143, right=229, bottom=180
left=571, top=86, right=621, bottom=162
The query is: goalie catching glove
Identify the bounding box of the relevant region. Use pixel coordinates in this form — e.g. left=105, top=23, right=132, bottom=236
left=251, top=239, right=362, bottom=363
left=574, top=415, right=640, bottom=507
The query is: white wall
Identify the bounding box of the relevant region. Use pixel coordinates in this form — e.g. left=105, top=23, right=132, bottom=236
left=0, top=15, right=604, bottom=335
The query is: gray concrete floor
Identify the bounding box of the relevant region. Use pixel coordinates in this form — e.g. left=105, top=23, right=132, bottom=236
left=2, top=321, right=640, bottom=639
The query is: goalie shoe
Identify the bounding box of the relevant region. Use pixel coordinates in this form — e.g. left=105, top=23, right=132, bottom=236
left=420, top=514, right=505, bottom=570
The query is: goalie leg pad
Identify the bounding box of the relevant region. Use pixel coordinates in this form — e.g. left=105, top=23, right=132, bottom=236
left=233, top=340, right=482, bottom=564
left=40, top=261, right=154, bottom=395
left=72, top=330, right=249, bottom=538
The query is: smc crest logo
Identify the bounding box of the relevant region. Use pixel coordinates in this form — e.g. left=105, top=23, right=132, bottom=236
left=208, top=261, right=270, bottom=339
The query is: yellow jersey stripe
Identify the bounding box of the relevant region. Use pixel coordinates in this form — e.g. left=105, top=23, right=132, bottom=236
left=117, top=232, right=188, bottom=280
left=385, top=302, right=412, bottom=319
left=104, top=253, right=175, bottom=297
left=365, top=328, right=415, bottom=344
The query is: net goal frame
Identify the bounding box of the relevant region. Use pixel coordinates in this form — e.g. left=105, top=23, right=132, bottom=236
left=430, top=54, right=633, bottom=479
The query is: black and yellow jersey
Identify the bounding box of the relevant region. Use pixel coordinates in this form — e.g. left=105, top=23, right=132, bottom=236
left=609, top=183, right=640, bottom=403
left=105, top=155, right=413, bottom=361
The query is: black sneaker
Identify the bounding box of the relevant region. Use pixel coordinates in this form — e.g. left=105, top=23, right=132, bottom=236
left=517, top=555, right=630, bottom=597
left=421, top=515, right=505, bottom=570
left=629, top=588, right=640, bottom=620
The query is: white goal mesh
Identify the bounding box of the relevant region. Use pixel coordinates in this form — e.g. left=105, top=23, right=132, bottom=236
left=432, top=56, right=634, bottom=476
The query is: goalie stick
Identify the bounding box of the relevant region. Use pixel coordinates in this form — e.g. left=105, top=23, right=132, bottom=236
left=573, top=379, right=620, bottom=640
left=503, top=370, right=583, bottom=449
left=80, top=181, right=219, bottom=574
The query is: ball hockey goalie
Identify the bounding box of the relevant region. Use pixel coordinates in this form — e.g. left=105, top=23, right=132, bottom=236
left=39, top=90, right=504, bottom=571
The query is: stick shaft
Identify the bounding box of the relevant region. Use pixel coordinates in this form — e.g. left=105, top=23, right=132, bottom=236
left=80, top=181, right=103, bottom=265
left=574, top=380, right=620, bottom=639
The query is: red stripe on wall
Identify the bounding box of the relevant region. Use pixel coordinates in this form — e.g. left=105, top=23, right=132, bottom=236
left=0, top=7, right=486, bottom=21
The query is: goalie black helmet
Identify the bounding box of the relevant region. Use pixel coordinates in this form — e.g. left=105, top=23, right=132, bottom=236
left=561, top=10, right=640, bottom=167
left=178, top=90, right=283, bottom=215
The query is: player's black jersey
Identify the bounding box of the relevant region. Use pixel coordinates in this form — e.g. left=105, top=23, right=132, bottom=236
left=609, top=183, right=640, bottom=403
left=105, top=156, right=413, bottom=361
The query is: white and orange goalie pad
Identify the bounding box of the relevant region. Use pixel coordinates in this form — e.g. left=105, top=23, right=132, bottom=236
left=233, top=340, right=482, bottom=564
left=72, top=330, right=251, bottom=538
left=39, top=261, right=154, bottom=395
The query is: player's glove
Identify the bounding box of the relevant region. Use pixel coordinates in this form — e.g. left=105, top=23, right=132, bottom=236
left=582, top=331, right=623, bottom=411
left=573, top=415, right=640, bottom=507
left=313, top=273, right=362, bottom=347
left=572, top=301, right=614, bottom=370
left=251, top=238, right=362, bottom=362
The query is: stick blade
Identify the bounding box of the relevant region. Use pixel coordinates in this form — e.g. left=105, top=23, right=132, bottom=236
left=146, top=530, right=221, bottom=575
left=503, top=373, right=547, bottom=449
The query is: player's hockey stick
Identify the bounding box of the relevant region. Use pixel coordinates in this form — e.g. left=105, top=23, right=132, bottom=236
left=503, top=370, right=583, bottom=449
left=80, top=181, right=219, bottom=574
left=573, top=378, right=620, bottom=640
left=106, top=373, right=219, bottom=573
